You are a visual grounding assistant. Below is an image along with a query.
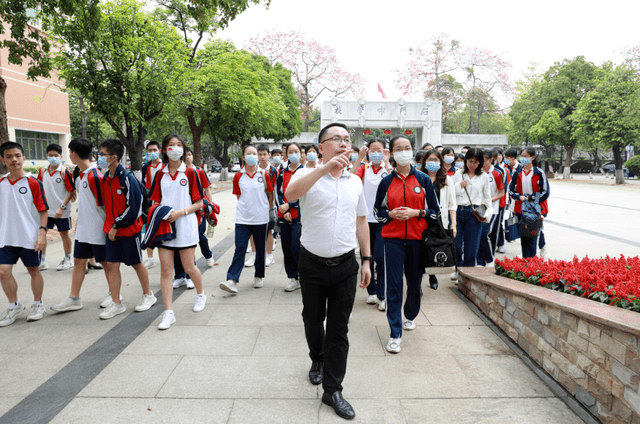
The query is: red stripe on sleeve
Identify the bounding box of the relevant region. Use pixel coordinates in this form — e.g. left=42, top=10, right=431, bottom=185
left=232, top=173, right=242, bottom=196
left=28, top=177, right=49, bottom=212
left=63, top=169, right=76, bottom=192
left=186, top=167, right=204, bottom=203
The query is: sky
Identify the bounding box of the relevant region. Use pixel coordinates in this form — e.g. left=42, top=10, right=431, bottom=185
left=216, top=0, right=640, bottom=106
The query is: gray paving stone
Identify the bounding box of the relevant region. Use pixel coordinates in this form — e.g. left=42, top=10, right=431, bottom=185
left=318, top=399, right=406, bottom=424
left=401, top=398, right=585, bottom=423
left=156, top=356, right=319, bottom=399
left=50, top=398, right=234, bottom=424
left=206, top=304, right=304, bottom=327
left=228, top=399, right=320, bottom=424
left=78, top=354, right=183, bottom=398
left=123, top=326, right=259, bottom=356
left=0, top=397, right=23, bottom=417
left=421, top=303, right=486, bottom=326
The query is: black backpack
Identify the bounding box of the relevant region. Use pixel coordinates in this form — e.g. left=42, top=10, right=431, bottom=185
left=518, top=193, right=542, bottom=238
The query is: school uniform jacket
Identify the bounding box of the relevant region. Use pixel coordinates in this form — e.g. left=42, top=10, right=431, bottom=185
left=141, top=204, right=176, bottom=249
left=373, top=165, right=440, bottom=241
left=508, top=166, right=550, bottom=215
left=141, top=161, right=164, bottom=191
left=102, top=164, right=143, bottom=237
left=276, top=164, right=303, bottom=220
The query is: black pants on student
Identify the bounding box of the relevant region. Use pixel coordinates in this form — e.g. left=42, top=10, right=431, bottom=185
left=299, top=245, right=359, bottom=394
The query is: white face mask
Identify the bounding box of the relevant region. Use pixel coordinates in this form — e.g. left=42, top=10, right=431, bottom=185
left=393, top=150, right=413, bottom=166
left=167, top=146, right=183, bottom=162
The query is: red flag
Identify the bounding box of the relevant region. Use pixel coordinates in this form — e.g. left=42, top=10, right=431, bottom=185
left=377, top=83, right=388, bottom=99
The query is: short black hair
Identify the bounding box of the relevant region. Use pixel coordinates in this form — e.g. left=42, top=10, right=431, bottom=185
left=271, top=148, right=282, bottom=156
left=464, top=148, right=484, bottom=176
left=421, top=142, right=433, bottom=150
left=0, top=142, right=23, bottom=156
left=367, top=138, right=386, bottom=150
left=305, top=144, right=318, bottom=154
left=257, top=144, right=269, bottom=154
left=462, top=146, right=471, bottom=150
left=415, top=150, right=427, bottom=163
left=185, top=146, right=193, bottom=155
left=46, top=143, right=62, bottom=154
left=352, top=145, right=360, bottom=154
left=99, top=138, right=125, bottom=161
left=318, top=122, right=348, bottom=144
left=68, top=138, right=92, bottom=160
left=441, top=146, right=455, bottom=157
left=161, top=133, right=186, bottom=163
left=504, top=148, right=518, bottom=159
left=242, top=144, right=256, bottom=155
left=286, top=142, right=302, bottom=155
left=146, top=141, right=160, bottom=151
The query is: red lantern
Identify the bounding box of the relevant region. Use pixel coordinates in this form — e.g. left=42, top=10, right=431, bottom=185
left=363, top=129, right=371, bottom=135
left=383, top=129, right=391, bottom=135
left=404, top=130, right=412, bottom=135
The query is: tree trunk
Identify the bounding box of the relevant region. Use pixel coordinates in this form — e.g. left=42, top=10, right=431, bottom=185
left=0, top=77, right=8, bottom=174
left=187, top=108, right=207, bottom=168
left=79, top=96, right=87, bottom=139
left=612, top=145, right=625, bottom=185
left=563, top=142, right=575, bottom=179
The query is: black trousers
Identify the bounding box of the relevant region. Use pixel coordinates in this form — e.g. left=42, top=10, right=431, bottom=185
left=299, top=246, right=358, bottom=394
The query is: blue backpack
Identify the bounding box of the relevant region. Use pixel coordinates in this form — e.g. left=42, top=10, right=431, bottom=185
left=518, top=193, right=542, bottom=238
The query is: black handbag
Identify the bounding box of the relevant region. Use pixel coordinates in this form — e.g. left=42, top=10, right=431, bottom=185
left=505, top=213, right=520, bottom=242
left=422, top=218, right=457, bottom=276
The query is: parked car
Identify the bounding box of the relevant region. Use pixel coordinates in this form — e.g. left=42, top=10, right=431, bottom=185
left=231, top=163, right=241, bottom=172
left=210, top=161, right=222, bottom=172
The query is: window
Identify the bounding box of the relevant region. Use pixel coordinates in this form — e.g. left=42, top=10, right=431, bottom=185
left=15, top=130, right=59, bottom=160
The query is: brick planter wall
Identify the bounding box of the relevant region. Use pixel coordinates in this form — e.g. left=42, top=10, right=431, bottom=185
left=459, top=267, right=640, bottom=424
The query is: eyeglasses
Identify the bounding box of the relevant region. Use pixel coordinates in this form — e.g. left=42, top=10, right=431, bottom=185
left=320, top=136, right=351, bottom=144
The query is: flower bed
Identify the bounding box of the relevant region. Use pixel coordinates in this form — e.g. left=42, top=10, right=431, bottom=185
left=495, top=255, right=640, bottom=312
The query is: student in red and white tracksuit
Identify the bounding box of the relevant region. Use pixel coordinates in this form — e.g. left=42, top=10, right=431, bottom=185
left=149, top=134, right=205, bottom=330
left=141, top=140, right=164, bottom=269
left=0, top=142, right=49, bottom=326
left=373, top=136, right=440, bottom=354
left=508, top=147, right=550, bottom=259
left=477, top=150, right=505, bottom=266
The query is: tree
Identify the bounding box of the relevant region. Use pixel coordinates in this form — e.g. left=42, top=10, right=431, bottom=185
left=576, top=65, right=640, bottom=185
left=52, top=0, right=189, bottom=171
left=395, top=34, right=464, bottom=132
left=69, top=96, right=116, bottom=148
left=245, top=29, right=366, bottom=131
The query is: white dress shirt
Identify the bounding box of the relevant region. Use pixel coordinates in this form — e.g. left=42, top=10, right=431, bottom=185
left=291, top=167, right=368, bottom=258
left=453, top=171, right=493, bottom=220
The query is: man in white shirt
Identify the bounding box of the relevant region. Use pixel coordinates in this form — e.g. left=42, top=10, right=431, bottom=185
left=286, top=123, right=371, bottom=421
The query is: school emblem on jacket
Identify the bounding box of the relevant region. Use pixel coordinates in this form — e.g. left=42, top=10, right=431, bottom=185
left=180, top=179, right=188, bottom=186
left=258, top=177, right=264, bottom=183
left=83, top=181, right=88, bottom=188
left=414, top=186, right=421, bottom=194
left=116, top=188, right=122, bottom=195
left=19, top=187, right=28, bottom=194
left=56, top=177, right=62, bottom=183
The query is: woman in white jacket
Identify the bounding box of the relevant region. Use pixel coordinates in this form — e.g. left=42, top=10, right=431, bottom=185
left=452, top=148, right=493, bottom=272
left=421, top=149, right=457, bottom=288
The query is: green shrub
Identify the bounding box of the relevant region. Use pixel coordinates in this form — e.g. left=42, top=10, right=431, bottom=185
left=625, top=155, right=640, bottom=175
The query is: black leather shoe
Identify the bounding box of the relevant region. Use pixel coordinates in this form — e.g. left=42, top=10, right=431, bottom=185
left=308, top=361, right=323, bottom=385
left=322, top=391, right=355, bottom=420
left=429, top=274, right=438, bottom=290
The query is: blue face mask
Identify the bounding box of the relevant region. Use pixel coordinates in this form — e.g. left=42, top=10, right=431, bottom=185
left=244, top=155, right=258, bottom=166
left=350, top=153, right=358, bottom=162
left=271, top=156, right=281, bottom=166
left=147, top=151, right=159, bottom=161
left=425, top=161, right=441, bottom=173
left=47, top=156, right=61, bottom=166
left=454, top=161, right=464, bottom=169
left=369, top=152, right=384, bottom=164
left=97, top=155, right=111, bottom=169
left=307, top=152, right=318, bottom=162
left=288, top=153, right=300, bottom=164
left=443, top=155, right=455, bottom=164
left=519, top=157, right=531, bottom=166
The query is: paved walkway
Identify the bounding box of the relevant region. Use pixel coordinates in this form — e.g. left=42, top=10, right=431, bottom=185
left=2, top=176, right=637, bottom=423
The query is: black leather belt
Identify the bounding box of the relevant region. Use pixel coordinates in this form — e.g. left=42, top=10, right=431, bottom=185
left=301, top=246, right=355, bottom=267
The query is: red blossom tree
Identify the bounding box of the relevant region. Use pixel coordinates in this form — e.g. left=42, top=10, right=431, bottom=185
left=245, top=29, right=366, bottom=131
left=395, top=34, right=513, bottom=134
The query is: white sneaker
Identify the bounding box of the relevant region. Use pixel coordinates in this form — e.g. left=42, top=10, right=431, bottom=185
left=540, top=246, right=547, bottom=258
left=134, top=292, right=157, bottom=312
left=450, top=271, right=458, bottom=281
left=284, top=278, right=300, bottom=292
left=193, top=293, right=207, bottom=312
left=246, top=245, right=253, bottom=253
left=378, top=299, right=386, bottom=311
left=386, top=337, right=401, bottom=353
left=402, top=320, right=416, bottom=331
left=366, top=294, right=378, bottom=305
left=253, top=277, right=264, bottom=288
left=39, top=260, right=48, bottom=271
left=206, top=257, right=215, bottom=268
left=172, top=278, right=186, bottom=289
left=143, top=258, right=156, bottom=269
left=56, top=258, right=74, bottom=271
left=27, top=304, right=46, bottom=321
left=51, top=297, right=83, bottom=312
left=158, top=310, right=175, bottom=330
left=99, top=302, right=126, bottom=320
left=185, top=279, right=195, bottom=290
left=100, top=292, right=122, bottom=308
left=244, top=253, right=256, bottom=267
left=497, top=246, right=506, bottom=254
left=220, top=280, right=238, bottom=294
left=265, top=254, right=275, bottom=267
left=0, top=305, right=25, bottom=327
